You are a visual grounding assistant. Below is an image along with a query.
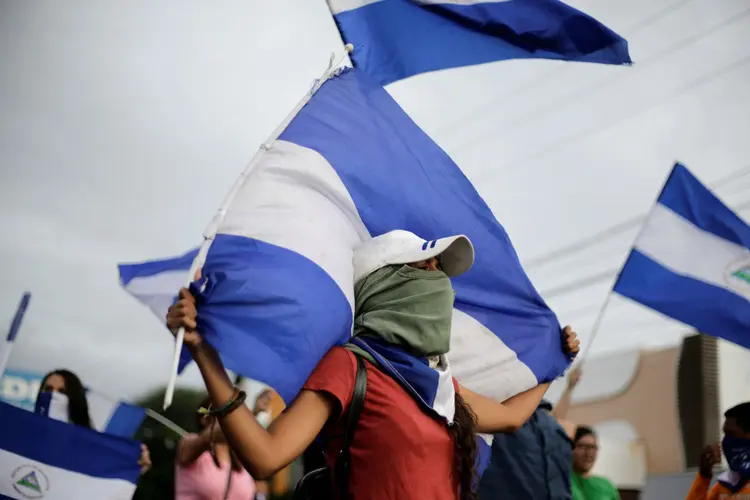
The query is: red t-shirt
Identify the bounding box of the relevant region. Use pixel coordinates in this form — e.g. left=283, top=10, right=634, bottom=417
left=303, top=347, right=459, bottom=500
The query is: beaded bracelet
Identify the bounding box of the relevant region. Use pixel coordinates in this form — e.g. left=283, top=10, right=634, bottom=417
left=198, top=387, right=247, bottom=418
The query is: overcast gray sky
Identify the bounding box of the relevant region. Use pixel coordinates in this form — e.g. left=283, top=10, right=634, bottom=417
left=2, top=0, right=749, bottom=400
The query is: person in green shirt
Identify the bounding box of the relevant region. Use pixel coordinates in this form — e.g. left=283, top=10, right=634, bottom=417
left=571, top=426, right=620, bottom=500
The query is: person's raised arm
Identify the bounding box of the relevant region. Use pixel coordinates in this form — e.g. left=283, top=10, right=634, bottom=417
left=551, top=364, right=581, bottom=439
left=460, top=382, right=551, bottom=433
left=167, top=289, right=335, bottom=479
left=460, top=325, right=580, bottom=434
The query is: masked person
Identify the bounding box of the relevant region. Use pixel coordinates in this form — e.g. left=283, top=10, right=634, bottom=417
left=478, top=366, right=580, bottom=500
left=36, top=369, right=151, bottom=475
left=687, top=402, right=750, bottom=499
left=571, top=426, right=619, bottom=500
left=166, top=230, right=580, bottom=500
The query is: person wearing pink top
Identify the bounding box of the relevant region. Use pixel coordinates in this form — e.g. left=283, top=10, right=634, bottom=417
left=175, top=396, right=256, bottom=500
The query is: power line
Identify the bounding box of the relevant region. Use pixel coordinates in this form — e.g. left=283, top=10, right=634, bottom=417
left=543, top=268, right=618, bottom=299
left=538, top=198, right=750, bottom=299
left=486, top=53, right=750, bottom=175
left=436, top=0, right=698, bottom=138
left=454, top=6, right=750, bottom=153
left=525, top=164, right=750, bottom=269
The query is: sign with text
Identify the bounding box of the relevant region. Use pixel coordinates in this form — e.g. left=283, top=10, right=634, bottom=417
left=1, top=370, right=44, bottom=411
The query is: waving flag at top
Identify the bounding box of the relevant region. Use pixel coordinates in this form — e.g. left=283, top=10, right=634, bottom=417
left=614, top=163, right=750, bottom=350
left=35, top=390, right=146, bottom=439
left=159, top=66, right=568, bottom=404
left=328, top=0, right=631, bottom=85
left=0, top=402, right=141, bottom=499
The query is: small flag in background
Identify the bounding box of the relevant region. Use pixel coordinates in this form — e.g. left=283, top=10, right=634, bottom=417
left=35, top=390, right=146, bottom=439
left=0, top=292, right=32, bottom=377
left=147, top=66, right=569, bottom=405
left=118, top=249, right=197, bottom=321
left=0, top=402, right=141, bottom=499
left=327, top=0, right=632, bottom=85
left=614, top=163, right=750, bottom=350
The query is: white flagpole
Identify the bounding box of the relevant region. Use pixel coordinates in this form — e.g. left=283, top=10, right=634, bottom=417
left=163, top=45, right=355, bottom=409
left=0, top=292, right=31, bottom=378
left=145, top=408, right=188, bottom=437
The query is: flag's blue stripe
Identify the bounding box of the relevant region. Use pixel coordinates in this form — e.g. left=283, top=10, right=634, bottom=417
left=118, top=248, right=198, bottom=286
left=0, top=402, right=141, bottom=482
left=476, top=437, right=492, bottom=479
left=658, top=164, right=750, bottom=250
left=334, top=0, right=631, bottom=85
left=104, top=403, right=147, bottom=439
left=351, top=337, right=439, bottom=409
left=614, top=250, right=750, bottom=349
left=188, top=234, right=353, bottom=403
left=279, top=68, right=568, bottom=382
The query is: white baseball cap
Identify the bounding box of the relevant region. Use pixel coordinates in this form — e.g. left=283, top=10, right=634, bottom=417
left=353, top=230, right=475, bottom=283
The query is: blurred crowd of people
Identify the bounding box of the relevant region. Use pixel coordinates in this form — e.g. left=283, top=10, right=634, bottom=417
left=30, top=233, right=750, bottom=499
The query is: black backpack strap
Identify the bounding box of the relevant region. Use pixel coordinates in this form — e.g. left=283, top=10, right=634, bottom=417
left=334, top=353, right=367, bottom=498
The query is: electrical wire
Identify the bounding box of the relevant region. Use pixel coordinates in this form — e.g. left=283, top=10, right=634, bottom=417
left=524, top=164, right=750, bottom=269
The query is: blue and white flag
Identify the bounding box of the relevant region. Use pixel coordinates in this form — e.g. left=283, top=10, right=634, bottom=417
left=118, top=249, right=197, bottom=321
left=0, top=293, right=31, bottom=377
left=171, top=67, right=568, bottom=404
left=0, top=402, right=140, bottom=499
left=328, top=0, right=632, bottom=85
left=614, top=163, right=750, bottom=350
left=35, top=390, right=146, bottom=439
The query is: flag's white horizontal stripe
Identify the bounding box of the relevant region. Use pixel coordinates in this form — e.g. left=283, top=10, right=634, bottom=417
left=449, top=309, right=537, bottom=403
left=123, top=270, right=187, bottom=320
left=434, top=361, right=456, bottom=422
left=218, top=140, right=371, bottom=309
left=635, top=204, right=750, bottom=297
left=0, top=449, right=136, bottom=499
left=414, top=0, right=512, bottom=5
left=327, top=0, right=380, bottom=15
left=123, top=269, right=187, bottom=297
left=329, top=0, right=510, bottom=14
left=86, top=391, right=118, bottom=433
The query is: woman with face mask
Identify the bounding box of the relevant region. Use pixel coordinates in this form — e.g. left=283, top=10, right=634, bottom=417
left=36, top=369, right=152, bottom=476
left=166, top=230, right=580, bottom=500
left=687, top=402, right=750, bottom=499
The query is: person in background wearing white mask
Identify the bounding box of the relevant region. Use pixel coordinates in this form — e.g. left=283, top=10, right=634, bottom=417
left=252, top=389, right=273, bottom=429
left=36, top=369, right=152, bottom=475
left=251, top=389, right=273, bottom=500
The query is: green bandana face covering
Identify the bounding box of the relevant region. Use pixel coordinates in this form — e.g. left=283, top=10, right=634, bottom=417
left=351, top=264, right=455, bottom=357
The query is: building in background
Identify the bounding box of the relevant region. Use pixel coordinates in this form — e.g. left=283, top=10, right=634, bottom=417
left=550, top=333, right=750, bottom=499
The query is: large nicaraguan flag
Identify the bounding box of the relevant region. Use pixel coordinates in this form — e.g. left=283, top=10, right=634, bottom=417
left=0, top=402, right=140, bottom=499
left=327, top=0, right=632, bottom=85
left=129, top=66, right=570, bottom=405
left=614, top=163, right=750, bottom=350
left=35, top=390, right=146, bottom=439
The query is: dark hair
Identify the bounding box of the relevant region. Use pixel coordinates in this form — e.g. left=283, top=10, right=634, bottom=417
left=725, top=402, right=750, bottom=433
left=197, top=395, right=242, bottom=471
left=538, top=399, right=554, bottom=412
left=450, top=391, right=478, bottom=500
left=38, top=369, right=91, bottom=429
left=573, top=425, right=596, bottom=445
